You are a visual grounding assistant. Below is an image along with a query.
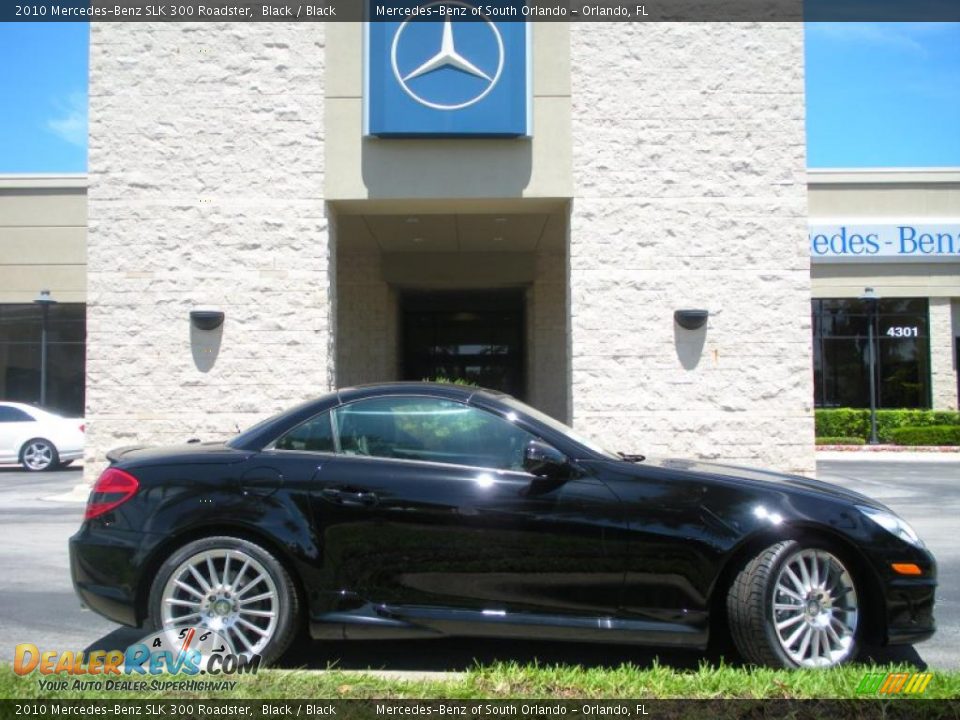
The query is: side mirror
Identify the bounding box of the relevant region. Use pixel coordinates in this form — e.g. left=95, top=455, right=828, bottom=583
left=523, top=440, right=568, bottom=478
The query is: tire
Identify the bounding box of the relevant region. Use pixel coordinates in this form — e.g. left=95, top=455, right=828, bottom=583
left=727, top=540, right=860, bottom=668
left=20, top=438, right=59, bottom=472
left=148, top=536, right=301, bottom=666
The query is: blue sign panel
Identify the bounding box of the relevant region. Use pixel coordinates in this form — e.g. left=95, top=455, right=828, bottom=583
left=365, top=1, right=530, bottom=137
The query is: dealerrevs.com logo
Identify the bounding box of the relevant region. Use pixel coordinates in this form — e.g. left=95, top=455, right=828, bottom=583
left=855, top=671, right=933, bottom=696
left=14, top=627, right=260, bottom=692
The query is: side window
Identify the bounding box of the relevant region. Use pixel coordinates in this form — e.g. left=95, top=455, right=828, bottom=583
left=0, top=407, right=34, bottom=423
left=333, top=397, right=537, bottom=471
left=274, top=411, right=335, bottom=453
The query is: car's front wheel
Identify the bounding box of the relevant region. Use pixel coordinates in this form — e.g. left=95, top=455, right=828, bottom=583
left=727, top=540, right=860, bottom=668
left=149, top=536, right=301, bottom=666
left=21, top=438, right=59, bottom=472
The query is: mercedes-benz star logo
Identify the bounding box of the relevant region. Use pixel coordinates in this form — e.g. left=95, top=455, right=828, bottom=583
left=391, top=1, right=505, bottom=111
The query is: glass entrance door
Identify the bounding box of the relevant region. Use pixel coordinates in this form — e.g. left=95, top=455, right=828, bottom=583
left=400, top=290, right=525, bottom=398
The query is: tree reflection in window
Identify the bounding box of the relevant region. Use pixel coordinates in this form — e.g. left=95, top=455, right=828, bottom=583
left=334, top=397, right=536, bottom=471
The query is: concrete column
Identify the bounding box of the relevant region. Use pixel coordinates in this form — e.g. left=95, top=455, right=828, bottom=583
left=335, top=248, right=397, bottom=387
left=527, top=251, right=570, bottom=423
left=569, top=24, right=814, bottom=475
left=85, top=24, right=332, bottom=484
left=930, top=297, right=957, bottom=410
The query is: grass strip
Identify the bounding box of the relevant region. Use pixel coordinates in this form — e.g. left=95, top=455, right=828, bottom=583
left=2, top=661, right=959, bottom=700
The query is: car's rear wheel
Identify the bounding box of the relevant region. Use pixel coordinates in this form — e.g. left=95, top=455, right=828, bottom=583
left=148, top=536, right=300, bottom=666
left=727, top=540, right=860, bottom=668
left=21, top=439, right=59, bottom=472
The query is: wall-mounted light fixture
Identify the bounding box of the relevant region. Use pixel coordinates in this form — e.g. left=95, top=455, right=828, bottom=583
left=674, top=309, right=709, bottom=331
left=189, top=310, right=225, bottom=331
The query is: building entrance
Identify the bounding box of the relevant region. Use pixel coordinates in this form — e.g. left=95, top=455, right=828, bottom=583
left=400, top=289, right=525, bottom=398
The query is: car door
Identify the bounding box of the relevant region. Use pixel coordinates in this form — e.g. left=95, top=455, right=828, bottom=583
left=0, top=406, right=37, bottom=462
left=595, top=462, right=716, bottom=644
left=309, top=395, right=624, bottom=619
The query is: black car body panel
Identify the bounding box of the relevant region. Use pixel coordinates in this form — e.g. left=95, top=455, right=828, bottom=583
left=70, top=383, right=936, bottom=653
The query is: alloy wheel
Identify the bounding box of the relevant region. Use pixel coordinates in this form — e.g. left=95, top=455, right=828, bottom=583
left=160, top=548, right=279, bottom=656
left=23, top=441, right=55, bottom=471
left=771, top=548, right=858, bottom=667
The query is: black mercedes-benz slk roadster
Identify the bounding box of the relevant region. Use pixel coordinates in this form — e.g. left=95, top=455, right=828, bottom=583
left=70, top=382, right=936, bottom=668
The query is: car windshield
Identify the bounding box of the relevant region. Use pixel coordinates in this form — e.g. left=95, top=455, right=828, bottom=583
left=496, top=395, right=620, bottom=460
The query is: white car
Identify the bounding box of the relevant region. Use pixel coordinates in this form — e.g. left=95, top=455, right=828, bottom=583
left=0, top=402, right=85, bottom=472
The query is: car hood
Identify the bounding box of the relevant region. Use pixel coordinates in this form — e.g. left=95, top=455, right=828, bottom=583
left=617, top=456, right=881, bottom=508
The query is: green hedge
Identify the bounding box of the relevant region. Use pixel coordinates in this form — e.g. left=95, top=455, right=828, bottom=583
left=815, top=409, right=960, bottom=443
left=888, top=425, right=960, bottom=446
left=426, top=376, right=479, bottom=387
left=815, top=436, right=866, bottom=446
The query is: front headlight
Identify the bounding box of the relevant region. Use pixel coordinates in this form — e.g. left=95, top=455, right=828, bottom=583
left=857, top=505, right=924, bottom=548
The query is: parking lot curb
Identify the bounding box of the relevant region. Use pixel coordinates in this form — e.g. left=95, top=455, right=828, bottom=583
left=817, top=450, right=960, bottom=462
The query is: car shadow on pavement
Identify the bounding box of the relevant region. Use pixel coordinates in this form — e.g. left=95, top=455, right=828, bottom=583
left=84, top=627, right=145, bottom=655
left=282, top=638, right=718, bottom=671
left=278, top=639, right=927, bottom=672
left=860, top=643, right=928, bottom=669
left=83, top=630, right=926, bottom=672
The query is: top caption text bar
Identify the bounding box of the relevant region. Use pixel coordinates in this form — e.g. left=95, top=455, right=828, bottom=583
left=5, top=0, right=960, bottom=22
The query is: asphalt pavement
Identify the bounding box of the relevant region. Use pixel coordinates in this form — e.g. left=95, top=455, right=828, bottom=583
left=817, top=459, right=959, bottom=670
left=0, top=459, right=955, bottom=671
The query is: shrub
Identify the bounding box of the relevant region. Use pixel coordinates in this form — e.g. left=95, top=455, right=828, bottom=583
left=815, top=409, right=960, bottom=442
left=815, top=409, right=869, bottom=440
left=815, top=437, right=866, bottom=446
left=425, top=376, right=479, bottom=387
left=889, top=425, right=960, bottom=446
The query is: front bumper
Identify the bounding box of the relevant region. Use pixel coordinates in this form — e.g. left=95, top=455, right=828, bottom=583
left=872, top=540, right=937, bottom=646
left=884, top=575, right=936, bottom=645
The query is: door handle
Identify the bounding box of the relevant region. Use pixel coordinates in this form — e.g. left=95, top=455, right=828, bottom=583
left=321, top=487, right=379, bottom=507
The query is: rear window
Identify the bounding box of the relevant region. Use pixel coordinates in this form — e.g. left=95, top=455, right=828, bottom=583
left=273, top=411, right=335, bottom=453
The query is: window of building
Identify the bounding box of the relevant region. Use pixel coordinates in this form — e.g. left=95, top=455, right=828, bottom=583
left=812, top=298, right=930, bottom=409
left=0, top=304, right=86, bottom=417
left=400, top=290, right=526, bottom=399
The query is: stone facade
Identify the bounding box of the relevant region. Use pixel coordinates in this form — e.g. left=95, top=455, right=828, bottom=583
left=85, top=22, right=816, bottom=481
left=334, top=244, right=398, bottom=388
left=525, top=225, right=570, bottom=423
left=569, top=24, right=815, bottom=474
left=86, top=24, right=331, bottom=479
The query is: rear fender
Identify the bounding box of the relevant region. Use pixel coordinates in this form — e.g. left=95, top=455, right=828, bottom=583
left=134, top=488, right=324, bottom=627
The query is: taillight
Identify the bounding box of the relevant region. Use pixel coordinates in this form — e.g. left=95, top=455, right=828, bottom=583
left=79, top=424, right=85, bottom=433
left=85, top=468, right=139, bottom=520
